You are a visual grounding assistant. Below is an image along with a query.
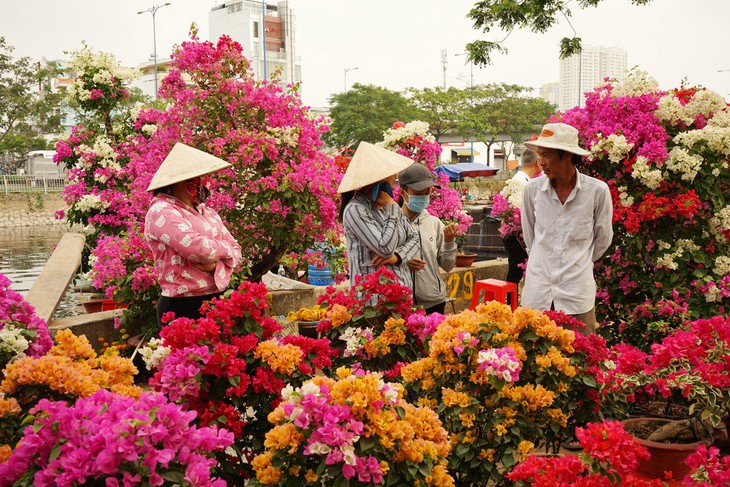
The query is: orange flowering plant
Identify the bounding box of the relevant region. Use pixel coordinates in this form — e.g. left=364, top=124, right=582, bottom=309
left=315, top=268, right=424, bottom=380
left=401, top=303, right=598, bottom=486
left=0, top=329, right=140, bottom=460
left=249, top=368, right=454, bottom=486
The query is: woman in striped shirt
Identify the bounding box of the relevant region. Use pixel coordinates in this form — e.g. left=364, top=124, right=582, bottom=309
left=338, top=142, right=419, bottom=288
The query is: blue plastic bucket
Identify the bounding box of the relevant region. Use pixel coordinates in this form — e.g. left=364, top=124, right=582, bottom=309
left=307, top=265, right=334, bottom=286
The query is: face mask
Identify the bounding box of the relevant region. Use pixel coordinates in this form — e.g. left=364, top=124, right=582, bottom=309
left=185, top=177, right=211, bottom=205
left=371, top=181, right=395, bottom=201
left=405, top=193, right=430, bottom=213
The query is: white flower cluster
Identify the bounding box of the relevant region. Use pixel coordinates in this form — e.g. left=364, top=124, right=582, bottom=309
left=0, top=324, right=29, bottom=361
left=617, top=186, right=634, bottom=207
left=674, top=125, right=730, bottom=159
left=710, top=205, right=730, bottom=243
left=378, top=120, right=434, bottom=149
left=500, top=178, right=525, bottom=208
left=339, top=327, right=372, bottom=357
left=714, top=256, right=730, bottom=278
left=611, top=70, right=659, bottom=98
left=630, top=156, right=663, bottom=190
left=655, top=239, right=699, bottom=270
left=139, top=337, right=171, bottom=371
left=590, top=133, right=634, bottom=164
left=664, top=146, right=703, bottom=182
left=656, top=89, right=727, bottom=127
left=75, top=194, right=110, bottom=212
left=141, top=124, right=158, bottom=136
left=267, top=126, right=299, bottom=147
left=67, top=45, right=139, bottom=101
left=129, top=101, right=147, bottom=121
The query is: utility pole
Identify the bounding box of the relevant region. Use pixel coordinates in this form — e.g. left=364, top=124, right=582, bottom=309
left=441, top=49, right=447, bottom=90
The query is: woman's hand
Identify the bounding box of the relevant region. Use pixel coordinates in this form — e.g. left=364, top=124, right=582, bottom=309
left=371, top=254, right=398, bottom=266
left=444, top=224, right=458, bottom=242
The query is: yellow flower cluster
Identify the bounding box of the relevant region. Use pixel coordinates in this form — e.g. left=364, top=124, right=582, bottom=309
left=364, top=317, right=406, bottom=358
left=401, top=357, right=439, bottom=391
left=0, top=395, right=21, bottom=417
left=264, top=422, right=304, bottom=454
left=441, top=388, right=471, bottom=408
left=547, top=408, right=568, bottom=427
left=330, top=369, right=402, bottom=419
left=0, top=444, right=11, bottom=464
left=324, top=303, right=351, bottom=328
left=498, top=384, right=555, bottom=412
left=535, top=346, right=576, bottom=377
left=254, top=340, right=303, bottom=375
left=251, top=450, right=282, bottom=485
left=0, top=330, right=140, bottom=401
left=517, top=440, right=535, bottom=462
left=424, top=463, right=456, bottom=487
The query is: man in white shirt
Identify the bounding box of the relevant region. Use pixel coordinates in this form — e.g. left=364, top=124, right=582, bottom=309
left=521, top=123, right=614, bottom=333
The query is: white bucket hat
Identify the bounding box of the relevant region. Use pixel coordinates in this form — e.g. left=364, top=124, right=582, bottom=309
left=523, top=123, right=590, bottom=156
left=337, top=141, right=414, bottom=193
left=146, top=142, right=232, bottom=192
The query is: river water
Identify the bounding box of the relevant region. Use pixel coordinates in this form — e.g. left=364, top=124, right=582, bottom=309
left=0, top=226, right=84, bottom=318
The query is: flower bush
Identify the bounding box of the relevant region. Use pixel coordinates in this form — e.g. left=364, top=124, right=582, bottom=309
left=556, top=71, right=730, bottom=341
left=56, top=34, right=343, bottom=328
left=379, top=121, right=473, bottom=236
left=506, top=420, right=664, bottom=486
left=0, top=389, right=233, bottom=487
left=685, top=445, right=730, bottom=486
left=315, top=268, right=422, bottom=378
left=0, top=274, right=52, bottom=370
left=401, top=303, right=596, bottom=485
left=249, top=368, right=453, bottom=486
left=1, top=329, right=140, bottom=405
left=148, top=281, right=338, bottom=481
left=606, top=314, right=730, bottom=431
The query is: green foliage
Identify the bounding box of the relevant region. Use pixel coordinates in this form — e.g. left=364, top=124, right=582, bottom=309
left=406, top=86, right=469, bottom=142
left=466, top=0, right=655, bottom=64
left=460, top=83, right=554, bottom=163
left=0, top=37, right=63, bottom=165
left=325, top=83, right=422, bottom=148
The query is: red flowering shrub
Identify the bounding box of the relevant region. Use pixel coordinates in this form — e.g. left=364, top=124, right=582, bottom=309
left=148, top=281, right=338, bottom=480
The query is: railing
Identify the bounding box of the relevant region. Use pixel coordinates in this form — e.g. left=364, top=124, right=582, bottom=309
left=1, top=175, right=67, bottom=194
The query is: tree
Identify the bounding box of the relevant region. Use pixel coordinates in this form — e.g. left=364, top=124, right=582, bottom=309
left=406, top=86, right=469, bottom=143
left=459, top=83, right=554, bottom=163
left=0, top=37, right=62, bottom=168
left=465, top=0, right=654, bottom=65
left=325, top=83, right=421, bottom=148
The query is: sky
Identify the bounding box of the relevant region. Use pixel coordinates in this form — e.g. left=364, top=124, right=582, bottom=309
left=2, top=0, right=730, bottom=108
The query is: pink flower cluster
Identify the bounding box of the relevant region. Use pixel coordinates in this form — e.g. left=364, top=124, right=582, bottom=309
left=0, top=273, right=52, bottom=358
left=476, top=347, right=522, bottom=383
left=490, top=193, right=521, bottom=237
left=685, top=445, right=730, bottom=486
left=405, top=311, right=446, bottom=342
left=0, top=390, right=233, bottom=487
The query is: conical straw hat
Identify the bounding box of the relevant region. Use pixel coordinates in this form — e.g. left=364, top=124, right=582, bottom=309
left=146, top=142, right=232, bottom=192
left=337, top=142, right=414, bottom=193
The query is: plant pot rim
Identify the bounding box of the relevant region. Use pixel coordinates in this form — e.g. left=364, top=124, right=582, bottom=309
left=621, top=417, right=712, bottom=450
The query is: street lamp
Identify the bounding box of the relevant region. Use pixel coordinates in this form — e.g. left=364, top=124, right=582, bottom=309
left=137, top=2, right=171, bottom=99
left=344, top=67, right=358, bottom=93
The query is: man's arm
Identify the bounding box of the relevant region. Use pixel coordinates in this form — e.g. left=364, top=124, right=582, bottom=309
left=521, top=184, right=536, bottom=255
left=592, top=183, right=614, bottom=261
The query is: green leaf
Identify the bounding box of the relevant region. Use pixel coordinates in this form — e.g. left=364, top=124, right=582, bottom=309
left=395, top=405, right=406, bottom=420
left=333, top=476, right=350, bottom=487
left=161, top=470, right=186, bottom=483
left=228, top=375, right=241, bottom=387
left=49, top=442, right=61, bottom=461
left=359, top=436, right=377, bottom=451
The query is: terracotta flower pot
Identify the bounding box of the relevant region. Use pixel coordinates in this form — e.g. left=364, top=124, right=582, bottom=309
left=455, top=253, right=477, bottom=267
left=621, top=418, right=711, bottom=479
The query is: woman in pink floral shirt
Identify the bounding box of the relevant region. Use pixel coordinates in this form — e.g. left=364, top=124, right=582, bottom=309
left=144, top=143, right=242, bottom=324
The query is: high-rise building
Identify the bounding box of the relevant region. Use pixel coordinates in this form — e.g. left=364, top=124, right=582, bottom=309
left=540, top=82, right=560, bottom=108
left=209, top=1, right=301, bottom=87
left=559, top=46, right=627, bottom=110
